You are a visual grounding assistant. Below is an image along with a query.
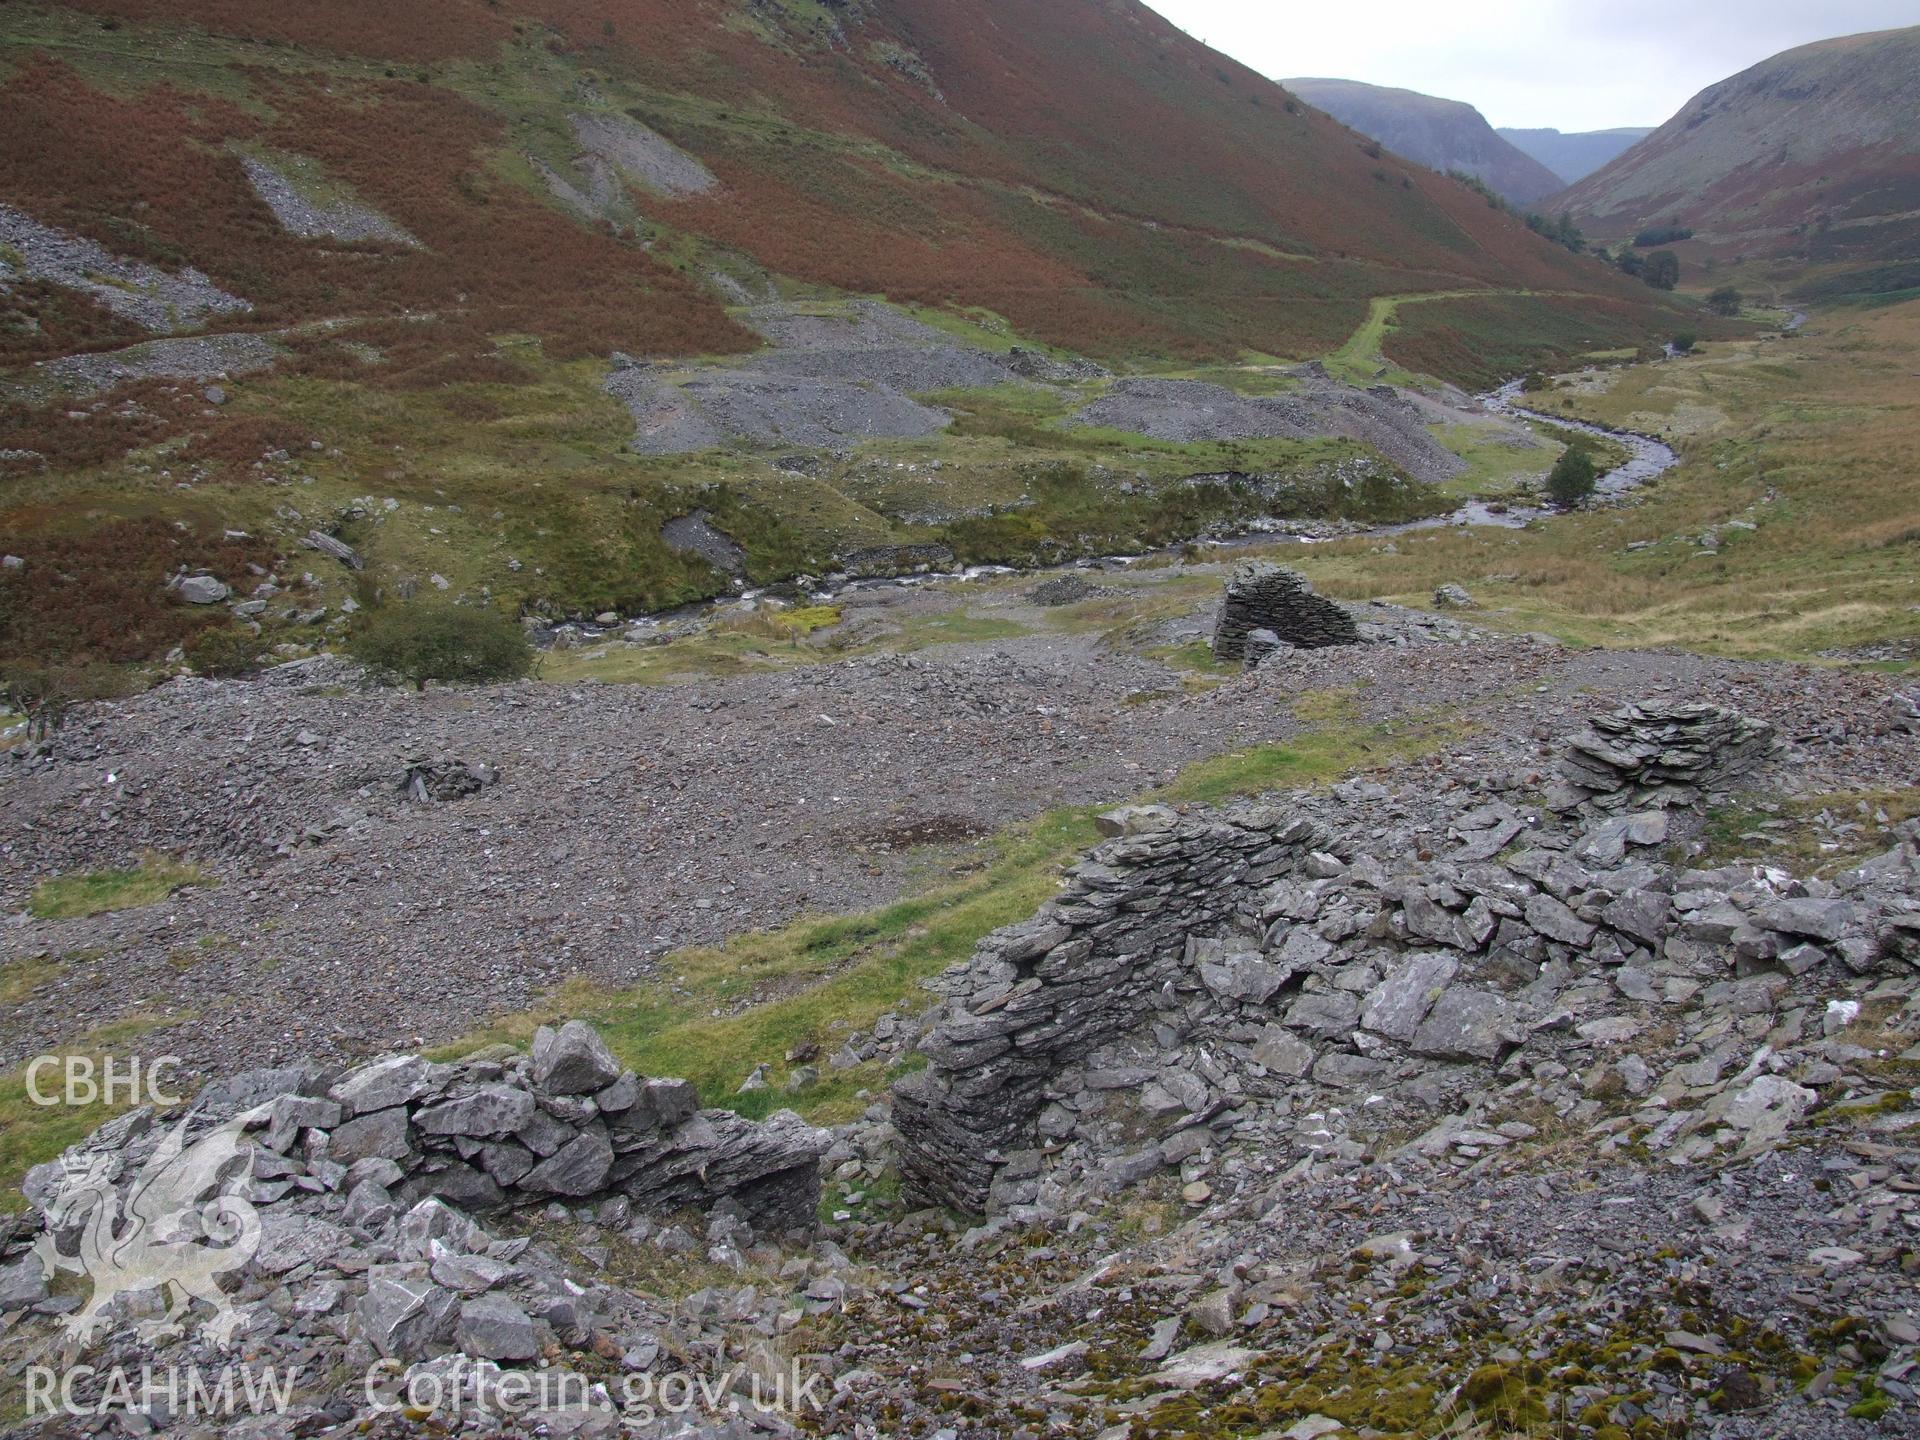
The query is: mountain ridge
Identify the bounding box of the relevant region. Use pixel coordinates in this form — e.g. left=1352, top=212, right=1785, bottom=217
left=1285, top=77, right=1566, bottom=207
left=0, top=0, right=1667, bottom=371
left=1557, top=24, right=1920, bottom=275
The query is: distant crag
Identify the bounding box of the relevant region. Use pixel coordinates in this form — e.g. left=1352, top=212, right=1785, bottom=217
left=1286, top=78, right=1565, bottom=206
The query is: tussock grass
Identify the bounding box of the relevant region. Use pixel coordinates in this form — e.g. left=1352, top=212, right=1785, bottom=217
left=1159, top=687, right=1472, bottom=805
left=27, top=852, right=211, bottom=921
left=1291, top=299, right=1920, bottom=660
left=0, top=952, right=64, bottom=1007
left=0, top=1009, right=192, bottom=1214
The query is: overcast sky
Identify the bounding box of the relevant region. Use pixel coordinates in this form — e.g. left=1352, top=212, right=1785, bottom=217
left=1139, top=0, right=1920, bottom=130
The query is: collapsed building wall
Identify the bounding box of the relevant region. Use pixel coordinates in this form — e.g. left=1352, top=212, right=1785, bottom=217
left=892, top=704, right=1914, bottom=1216
left=1211, top=562, right=1361, bottom=662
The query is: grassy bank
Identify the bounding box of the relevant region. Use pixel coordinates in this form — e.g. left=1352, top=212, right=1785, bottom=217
left=1296, top=299, right=1920, bottom=661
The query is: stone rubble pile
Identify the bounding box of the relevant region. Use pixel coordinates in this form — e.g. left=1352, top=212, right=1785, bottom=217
left=401, top=755, right=501, bottom=803
left=1555, top=700, right=1776, bottom=810
left=19, top=1019, right=829, bottom=1255
left=1024, top=574, right=1113, bottom=608
left=0, top=1024, right=836, bottom=1437
left=1211, top=562, right=1361, bottom=662
left=894, top=704, right=1917, bottom=1216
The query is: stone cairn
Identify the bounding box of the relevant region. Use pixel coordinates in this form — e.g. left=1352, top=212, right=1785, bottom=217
left=1211, top=562, right=1360, bottom=663
left=1554, top=701, right=1776, bottom=811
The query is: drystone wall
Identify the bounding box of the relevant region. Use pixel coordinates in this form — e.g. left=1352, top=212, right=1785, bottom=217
left=892, top=704, right=1914, bottom=1215
left=893, top=803, right=1331, bottom=1212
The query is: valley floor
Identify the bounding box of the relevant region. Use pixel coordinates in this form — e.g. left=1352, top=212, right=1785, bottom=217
left=1, top=290, right=1917, bottom=1440
left=2, top=556, right=1913, bottom=1175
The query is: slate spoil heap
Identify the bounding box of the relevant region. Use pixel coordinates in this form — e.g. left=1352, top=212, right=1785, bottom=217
left=1211, top=562, right=1362, bottom=662
left=4, top=699, right=1918, bottom=1439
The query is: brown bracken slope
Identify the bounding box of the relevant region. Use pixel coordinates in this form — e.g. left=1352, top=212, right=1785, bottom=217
left=1, top=0, right=1669, bottom=368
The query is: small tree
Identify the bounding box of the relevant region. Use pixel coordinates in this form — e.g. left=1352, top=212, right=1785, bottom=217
left=2, top=662, right=126, bottom=741
left=1642, top=250, right=1681, bottom=291
left=1706, top=286, right=1743, bottom=316
left=184, top=625, right=266, bottom=678
left=349, top=604, right=534, bottom=690
left=1671, top=331, right=1698, bottom=354
left=1546, top=446, right=1599, bottom=510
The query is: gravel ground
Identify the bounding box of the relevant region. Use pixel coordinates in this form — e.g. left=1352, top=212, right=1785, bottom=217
left=3, top=567, right=1914, bottom=1091
left=240, top=156, right=418, bottom=247
left=818, top=1129, right=1920, bottom=1439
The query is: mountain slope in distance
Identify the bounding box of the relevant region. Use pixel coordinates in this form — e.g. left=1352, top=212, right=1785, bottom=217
left=1558, top=25, right=1920, bottom=272
left=1286, top=77, right=1566, bottom=206
left=0, top=0, right=1666, bottom=375
left=0, top=0, right=1697, bottom=651
left=1497, top=127, right=1653, bottom=186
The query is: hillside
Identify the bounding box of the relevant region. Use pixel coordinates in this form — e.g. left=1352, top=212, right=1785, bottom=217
left=0, top=0, right=1661, bottom=369
left=0, top=0, right=1688, bottom=667
left=1558, top=25, right=1920, bottom=283
left=1497, top=126, right=1652, bottom=184
left=1286, top=78, right=1565, bottom=206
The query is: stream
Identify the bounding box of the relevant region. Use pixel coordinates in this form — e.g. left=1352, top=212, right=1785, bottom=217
left=548, top=378, right=1680, bottom=646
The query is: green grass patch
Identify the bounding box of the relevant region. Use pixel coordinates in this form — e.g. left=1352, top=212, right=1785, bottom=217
left=1324, top=290, right=1514, bottom=387
left=1155, top=686, right=1469, bottom=804
left=542, top=601, right=1027, bottom=687
left=0, top=952, right=63, bottom=1006
left=1689, top=788, right=1920, bottom=875
left=893, top=610, right=1030, bottom=650
left=0, top=1009, right=192, bottom=1213
left=27, top=853, right=211, bottom=921
left=771, top=604, right=843, bottom=635
left=1428, top=422, right=1557, bottom=500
